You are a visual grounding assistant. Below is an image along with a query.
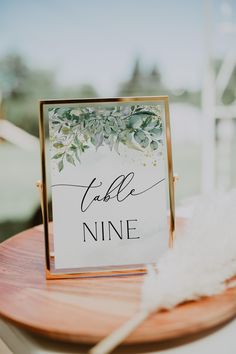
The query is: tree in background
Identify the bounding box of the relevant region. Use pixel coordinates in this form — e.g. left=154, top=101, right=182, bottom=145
left=0, top=54, right=30, bottom=98
left=118, top=58, right=166, bottom=97
left=118, top=58, right=201, bottom=106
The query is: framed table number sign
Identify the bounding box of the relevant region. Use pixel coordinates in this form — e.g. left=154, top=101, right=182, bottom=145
left=39, top=96, right=175, bottom=279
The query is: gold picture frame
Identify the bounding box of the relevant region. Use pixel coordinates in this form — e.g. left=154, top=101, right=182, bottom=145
left=38, top=96, right=175, bottom=279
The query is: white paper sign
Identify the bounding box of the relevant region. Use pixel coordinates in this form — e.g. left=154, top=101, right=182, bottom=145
left=47, top=100, right=171, bottom=271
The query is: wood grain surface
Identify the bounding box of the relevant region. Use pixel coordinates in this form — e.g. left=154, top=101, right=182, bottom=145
left=0, top=220, right=236, bottom=344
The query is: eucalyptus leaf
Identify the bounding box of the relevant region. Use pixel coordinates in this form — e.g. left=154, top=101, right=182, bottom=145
left=62, top=127, right=70, bottom=135
left=52, top=152, right=64, bottom=159
left=70, top=144, right=77, bottom=151
left=90, top=136, right=96, bottom=146
left=66, top=154, right=76, bottom=166
left=140, top=137, right=149, bottom=148
left=150, top=140, right=158, bottom=150
left=134, top=110, right=157, bottom=116
left=58, top=159, right=64, bottom=172
left=53, top=143, right=64, bottom=148
left=125, top=134, right=143, bottom=151
left=150, top=127, right=162, bottom=137
left=145, top=121, right=159, bottom=131
left=57, top=107, right=69, bottom=117
left=75, top=150, right=81, bottom=162
left=141, top=116, right=152, bottom=128
left=104, top=124, right=112, bottom=135
left=127, top=115, right=144, bottom=129
left=134, top=130, right=146, bottom=144
left=114, top=138, right=120, bottom=154
left=94, top=132, right=104, bottom=149
left=106, top=135, right=114, bottom=151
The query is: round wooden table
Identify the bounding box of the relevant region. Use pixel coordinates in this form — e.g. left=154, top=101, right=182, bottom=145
left=0, top=221, right=236, bottom=348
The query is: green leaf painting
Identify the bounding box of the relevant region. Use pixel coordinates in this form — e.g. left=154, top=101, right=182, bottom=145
left=49, top=105, right=163, bottom=172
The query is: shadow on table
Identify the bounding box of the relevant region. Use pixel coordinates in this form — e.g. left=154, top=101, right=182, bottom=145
left=28, top=318, right=234, bottom=354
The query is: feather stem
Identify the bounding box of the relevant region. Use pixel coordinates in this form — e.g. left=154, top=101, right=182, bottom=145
left=89, top=309, right=149, bottom=354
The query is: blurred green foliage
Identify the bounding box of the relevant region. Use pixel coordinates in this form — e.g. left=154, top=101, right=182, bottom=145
left=0, top=53, right=98, bottom=240
left=0, top=53, right=97, bottom=136
left=214, top=58, right=236, bottom=105
left=118, top=58, right=201, bottom=106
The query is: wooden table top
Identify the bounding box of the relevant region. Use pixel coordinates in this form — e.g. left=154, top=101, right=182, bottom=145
left=0, top=220, right=236, bottom=345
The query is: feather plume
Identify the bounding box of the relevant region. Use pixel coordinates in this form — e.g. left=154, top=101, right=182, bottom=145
left=89, top=190, right=236, bottom=354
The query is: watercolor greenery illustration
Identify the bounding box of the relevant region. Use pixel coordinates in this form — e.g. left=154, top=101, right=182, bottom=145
left=49, top=105, right=163, bottom=172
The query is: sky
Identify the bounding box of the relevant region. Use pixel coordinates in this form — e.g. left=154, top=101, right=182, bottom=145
left=0, top=0, right=235, bottom=95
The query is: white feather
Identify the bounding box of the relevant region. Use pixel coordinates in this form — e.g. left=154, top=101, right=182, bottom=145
left=141, top=190, right=236, bottom=313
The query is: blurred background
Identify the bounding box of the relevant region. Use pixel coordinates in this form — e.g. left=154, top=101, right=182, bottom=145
left=0, top=0, right=236, bottom=241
